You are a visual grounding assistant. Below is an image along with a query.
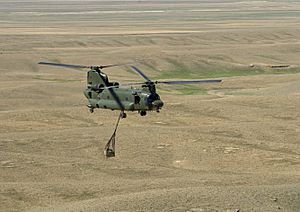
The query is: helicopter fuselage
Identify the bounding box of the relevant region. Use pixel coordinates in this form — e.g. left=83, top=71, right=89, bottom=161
left=83, top=70, right=163, bottom=115
left=84, top=87, right=163, bottom=114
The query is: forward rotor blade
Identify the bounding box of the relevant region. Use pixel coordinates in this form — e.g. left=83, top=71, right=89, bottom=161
left=130, top=66, right=151, bottom=82
left=38, top=62, right=90, bottom=69
left=106, top=79, right=222, bottom=88
left=103, top=82, right=145, bottom=89
left=122, top=82, right=146, bottom=86
left=156, top=79, right=222, bottom=85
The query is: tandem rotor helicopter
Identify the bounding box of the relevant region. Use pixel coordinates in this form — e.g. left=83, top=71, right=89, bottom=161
left=38, top=61, right=222, bottom=157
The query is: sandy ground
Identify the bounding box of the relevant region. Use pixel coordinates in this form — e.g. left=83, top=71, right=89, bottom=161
left=0, top=1, right=300, bottom=211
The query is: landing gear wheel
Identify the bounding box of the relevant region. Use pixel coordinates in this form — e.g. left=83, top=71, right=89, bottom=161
left=121, top=111, right=127, bottom=119
left=140, top=111, right=147, bottom=116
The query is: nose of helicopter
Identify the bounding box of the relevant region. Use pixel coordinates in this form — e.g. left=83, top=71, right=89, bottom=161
left=152, top=100, right=164, bottom=108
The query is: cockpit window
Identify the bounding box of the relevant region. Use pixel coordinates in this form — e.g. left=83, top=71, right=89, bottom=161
left=146, top=93, right=160, bottom=105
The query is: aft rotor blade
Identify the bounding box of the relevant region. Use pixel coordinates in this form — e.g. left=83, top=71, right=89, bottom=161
left=39, top=62, right=125, bottom=70
left=156, top=79, right=222, bottom=85
left=38, top=62, right=90, bottom=69
left=107, top=87, right=125, bottom=110
left=97, top=72, right=125, bottom=111
left=130, top=66, right=152, bottom=82
left=100, top=63, right=126, bottom=69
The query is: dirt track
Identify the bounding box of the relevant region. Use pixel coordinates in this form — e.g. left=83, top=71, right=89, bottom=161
left=0, top=1, right=300, bottom=211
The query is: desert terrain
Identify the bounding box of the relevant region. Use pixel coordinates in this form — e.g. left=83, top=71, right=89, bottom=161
left=0, top=0, right=300, bottom=211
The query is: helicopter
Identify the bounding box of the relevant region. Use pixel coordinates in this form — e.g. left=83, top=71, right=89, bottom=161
left=38, top=62, right=222, bottom=119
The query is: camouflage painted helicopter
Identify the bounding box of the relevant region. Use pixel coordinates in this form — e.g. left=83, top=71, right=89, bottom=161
left=38, top=62, right=222, bottom=118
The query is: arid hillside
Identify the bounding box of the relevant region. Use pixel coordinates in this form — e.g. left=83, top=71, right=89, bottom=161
left=0, top=1, right=299, bottom=211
